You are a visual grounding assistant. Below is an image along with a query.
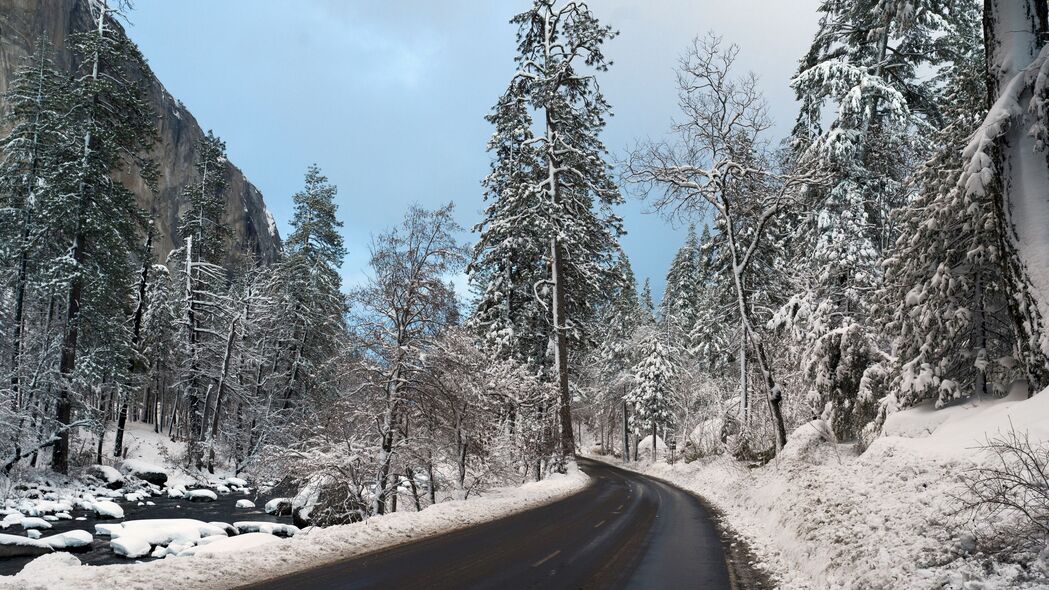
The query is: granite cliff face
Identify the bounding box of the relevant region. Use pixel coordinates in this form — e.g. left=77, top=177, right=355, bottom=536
left=0, top=0, right=281, bottom=263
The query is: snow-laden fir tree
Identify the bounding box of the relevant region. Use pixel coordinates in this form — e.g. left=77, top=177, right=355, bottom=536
left=170, top=131, right=234, bottom=467
left=0, top=40, right=70, bottom=456
left=469, top=90, right=549, bottom=366
left=472, top=0, right=623, bottom=463
left=660, top=224, right=702, bottom=348
left=639, top=279, right=656, bottom=325
left=957, top=1, right=1049, bottom=390
left=880, top=2, right=1017, bottom=410
left=626, top=327, right=676, bottom=459
left=273, top=165, right=347, bottom=410
left=38, top=0, right=158, bottom=473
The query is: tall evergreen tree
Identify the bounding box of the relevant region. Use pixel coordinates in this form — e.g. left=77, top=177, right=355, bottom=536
left=275, top=164, right=347, bottom=409
left=42, top=1, right=158, bottom=473
left=473, top=0, right=622, bottom=463
left=661, top=224, right=702, bottom=347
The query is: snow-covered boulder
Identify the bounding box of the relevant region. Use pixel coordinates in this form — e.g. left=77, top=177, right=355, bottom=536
left=184, top=489, right=217, bottom=502
left=42, top=530, right=92, bottom=552
left=84, top=465, right=124, bottom=490
left=0, top=513, right=23, bottom=529
left=264, top=497, right=292, bottom=516
left=95, top=523, right=123, bottom=537
left=235, top=499, right=255, bottom=509
left=178, top=532, right=279, bottom=557
left=91, top=500, right=124, bottom=519
left=208, top=521, right=238, bottom=536
left=215, top=485, right=231, bottom=495
left=233, top=521, right=299, bottom=537
left=780, top=419, right=835, bottom=463
left=0, top=533, right=53, bottom=557
left=636, top=434, right=667, bottom=461
left=27, top=529, right=41, bottom=539
left=118, top=519, right=227, bottom=545
left=120, top=460, right=168, bottom=486
left=225, top=477, right=248, bottom=488
left=111, top=536, right=151, bottom=558
left=166, top=486, right=186, bottom=499
left=20, top=517, right=53, bottom=530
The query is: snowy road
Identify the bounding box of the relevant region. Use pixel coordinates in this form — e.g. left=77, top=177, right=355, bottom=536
left=243, top=458, right=737, bottom=589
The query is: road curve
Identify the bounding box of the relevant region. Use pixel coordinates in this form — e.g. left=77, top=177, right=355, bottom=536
left=243, top=458, right=734, bottom=590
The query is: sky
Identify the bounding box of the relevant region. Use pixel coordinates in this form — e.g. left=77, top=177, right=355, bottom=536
left=126, top=0, right=821, bottom=303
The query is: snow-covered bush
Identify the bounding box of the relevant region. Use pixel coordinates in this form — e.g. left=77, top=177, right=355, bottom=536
left=956, top=427, right=1049, bottom=552
left=802, top=323, right=887, bottom=441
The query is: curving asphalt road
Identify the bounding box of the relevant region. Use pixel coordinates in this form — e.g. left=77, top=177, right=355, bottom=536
left=244, top=458, right=738, bottom=590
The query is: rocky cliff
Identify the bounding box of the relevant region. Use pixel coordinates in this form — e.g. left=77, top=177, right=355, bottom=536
left=0, top=0, right=281, bottom=263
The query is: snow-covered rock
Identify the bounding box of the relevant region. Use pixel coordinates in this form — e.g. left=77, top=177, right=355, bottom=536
left=95, top=523, right=123, bottom=537
left=27, top=529, right=41, bottom=539
left=235, top=499, right=255, bottom=509
left=215, top=485, right=231, bottom=495
left=118, top=519, right=226, bottom=542
left=233, top=521, right=299, bottom=537
left=42, top=530, right=92, bottom=551
left=779, top=419, right=835, bottom=463
left=166, top=486, right=186, bottom=499
left=208, top=521, right=238, bottom=537
left=91, top=500, right=124, bottom=519
left=263, top=497, right=291, bottom=515
left=120, top=460, right=168, bottom=486
left=0, top=533, right=52, bottom=557
left=225, top=477, right=248, bottom=488
left=20, top=517, right=53, bottom=530
left=184, top=489, right=217, bottom=502
left=111, top=536, right=151, bottom=558
left=84, top=465, right=125, bottom=490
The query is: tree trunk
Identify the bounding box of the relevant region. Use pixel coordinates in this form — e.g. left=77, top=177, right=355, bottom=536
left=52, top=241, right=82, bottom=474
left=984, top=0, right=1049, bottom=389
left=622, top=399, right=629, bottom=462
left=115, top=227, right=154, bottom=457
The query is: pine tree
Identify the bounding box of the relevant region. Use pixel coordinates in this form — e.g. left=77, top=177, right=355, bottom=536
left=661, top=224, right=702, bottom=349
left=473, top=0, right=623, bottom=463
left=41, top=1, right=158, bottom=473
left=178, top=130, right=231, bottom=264
left=880, top=3, right=1014, bottom=408
left=626, top=327, right=676, bottom=456
left=0, top=40, right=69, bottom=448
left=171, top=131, right=234, bottom=466
left=275, top=164, right=347, bottom=409
left=469, top=90, right=548, bottom=365
left=639, top=279, right=656, bottom=325
left=960, top=1, right=1049, bottom=389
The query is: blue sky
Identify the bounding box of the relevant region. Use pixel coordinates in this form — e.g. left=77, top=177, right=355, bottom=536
left=126, top=0, right=820, bottom=302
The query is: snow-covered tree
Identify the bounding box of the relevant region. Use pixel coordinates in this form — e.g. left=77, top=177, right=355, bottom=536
left=353, top=204, right=467, bottom=514
left=471, top=0, right=623, bottom=464
left=959, top=1, right=1049, bottom=389
left=626, top=327, right=676, bottom=458
left=880, top=3, right=1017, bottom=409
left=272, top=165, right=347, bottom=410
left=661, top=224, right=702, bottom=343
left=39, top=0, right=158, bottom=473
left=628, top=35, right=812, bottom=451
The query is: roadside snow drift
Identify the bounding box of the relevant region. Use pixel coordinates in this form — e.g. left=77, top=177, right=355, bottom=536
left=595, top=391, right=1049, bottom=589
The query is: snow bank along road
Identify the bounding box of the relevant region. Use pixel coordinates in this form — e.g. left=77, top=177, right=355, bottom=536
left=244, top=458, right=742, bottom=590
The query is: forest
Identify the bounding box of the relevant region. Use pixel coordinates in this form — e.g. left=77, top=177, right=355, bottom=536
left=1, top=0, right=1049, bottom=587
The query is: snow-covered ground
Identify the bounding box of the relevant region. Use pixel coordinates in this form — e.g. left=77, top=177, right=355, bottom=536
left=591, top=390, right=1049, bottom=589
left=0, top=465, right=588, bottom=590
